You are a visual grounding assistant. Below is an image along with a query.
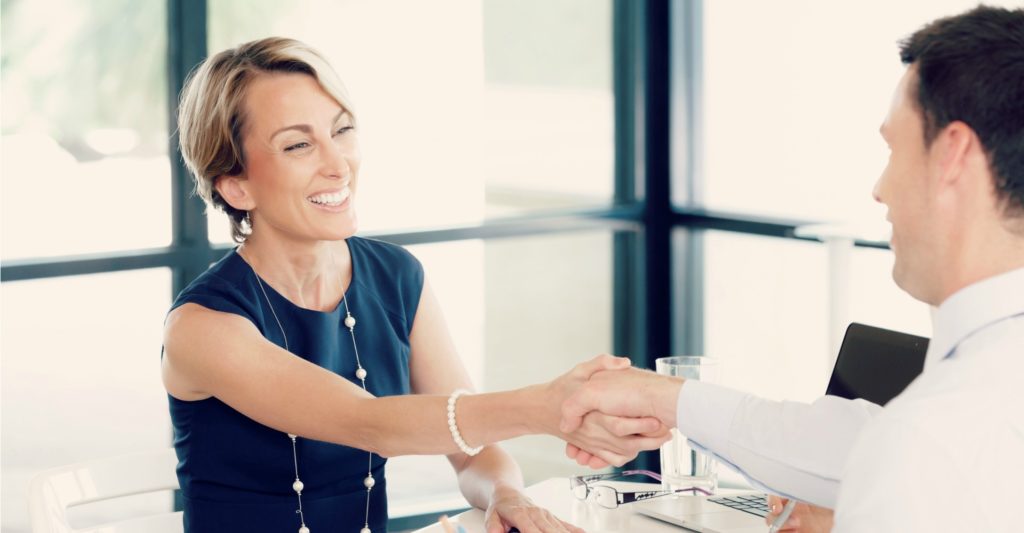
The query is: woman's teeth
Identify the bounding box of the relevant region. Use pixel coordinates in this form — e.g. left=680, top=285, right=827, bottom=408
left=308, top=190, right=348, bottom=206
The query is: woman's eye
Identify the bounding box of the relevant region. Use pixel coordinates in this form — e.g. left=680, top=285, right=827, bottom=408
left=333, top=126, right=354, bottom=137
left=284, top=142, right=310, bottom=152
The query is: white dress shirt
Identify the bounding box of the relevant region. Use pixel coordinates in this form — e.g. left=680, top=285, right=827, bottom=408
left=676, top=267, right=1024, bottom=515
left=676, top=375, right=880, bottom=508
left=833, top=267, right=1024, bottom=532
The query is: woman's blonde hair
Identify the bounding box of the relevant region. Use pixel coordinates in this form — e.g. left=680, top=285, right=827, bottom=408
left=177, top=37, right=357, bottom=242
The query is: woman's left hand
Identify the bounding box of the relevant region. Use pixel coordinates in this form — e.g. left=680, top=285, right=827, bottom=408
left=485, top=485, right=584, bottom=533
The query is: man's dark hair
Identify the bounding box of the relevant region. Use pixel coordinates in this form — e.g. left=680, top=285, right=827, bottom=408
left=899, top=5, right=1024, bottom=215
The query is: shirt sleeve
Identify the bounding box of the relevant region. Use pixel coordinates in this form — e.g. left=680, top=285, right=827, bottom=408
left=677, top=380, right=882, bottom=508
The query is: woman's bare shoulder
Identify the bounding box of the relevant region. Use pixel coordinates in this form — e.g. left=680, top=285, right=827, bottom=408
left=162, top=302, right=262, bottom=401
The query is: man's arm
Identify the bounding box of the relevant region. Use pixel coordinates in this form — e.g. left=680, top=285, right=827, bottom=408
left=562, top=368, right=882, bottom=508
left=679, top=380, right=880, bottom=508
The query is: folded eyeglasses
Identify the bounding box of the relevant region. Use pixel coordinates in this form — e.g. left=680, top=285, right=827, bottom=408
left=569, top=470, right=712, bottom=509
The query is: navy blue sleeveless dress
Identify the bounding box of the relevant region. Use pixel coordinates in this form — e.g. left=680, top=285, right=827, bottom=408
left=167, top=237, right=423, bottom=533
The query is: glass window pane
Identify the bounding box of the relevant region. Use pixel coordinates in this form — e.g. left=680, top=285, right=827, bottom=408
left=698, top=0, right=1019, bottom=224
left=1, top=269, right=173, bottom=532
left=701, top=232, right=830, bottom=403
left=478, top=231, right=614, bottom=481
left=386, top=231, right=615, bottom=510
left=848, top=245, right=931, bottom=338
left=205, top=0, right=612, bottom=244
left=1, top=0, right=170, bottom=259
left=699, top=231, right=929, bottom=403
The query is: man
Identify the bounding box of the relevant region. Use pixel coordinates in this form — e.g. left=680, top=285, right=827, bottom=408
left=561, top=6, right=1024, bottom=532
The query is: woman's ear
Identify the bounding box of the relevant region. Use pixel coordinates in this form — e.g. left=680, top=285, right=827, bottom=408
left=214, top=173, right=256, bottom=211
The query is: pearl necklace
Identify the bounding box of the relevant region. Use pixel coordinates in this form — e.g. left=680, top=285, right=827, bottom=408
left=254, top=270, right=375, bottom=533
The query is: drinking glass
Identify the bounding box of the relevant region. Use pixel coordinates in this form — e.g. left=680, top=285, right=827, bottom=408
left=656, top=356, right=720, bottom=494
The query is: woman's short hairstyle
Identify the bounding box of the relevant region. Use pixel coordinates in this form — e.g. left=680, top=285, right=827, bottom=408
left=177, top=37, right=357, bottom=242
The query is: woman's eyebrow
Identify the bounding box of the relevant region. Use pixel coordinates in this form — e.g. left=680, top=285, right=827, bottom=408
left=270, top=110, right=348, bottom=140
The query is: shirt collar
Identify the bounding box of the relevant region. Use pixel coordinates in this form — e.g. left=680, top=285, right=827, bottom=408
left=925, top=266, right=1024, bottom=367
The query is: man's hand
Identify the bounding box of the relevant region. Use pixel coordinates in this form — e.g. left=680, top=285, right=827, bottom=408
left=537, top=355, right=671, bottom=467
left=765, top=496, right=834, bottom=533
left=560, top=367, right=685, bottom=434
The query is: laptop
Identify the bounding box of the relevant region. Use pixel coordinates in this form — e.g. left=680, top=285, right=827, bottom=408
left=634, top=323, right=929, bottom=532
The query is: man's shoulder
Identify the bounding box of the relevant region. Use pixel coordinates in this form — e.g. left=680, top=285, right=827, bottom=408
left=889, top=318, right=1023, bottom=411
left=838, top=340, right=1024, bottom=532
left=857, top=339, right=1023, bottom=458
left=878, top=365, right=1000, bottom=431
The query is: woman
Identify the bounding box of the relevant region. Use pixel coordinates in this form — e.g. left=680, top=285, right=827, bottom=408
left=163, top=37, right=667, bottom=533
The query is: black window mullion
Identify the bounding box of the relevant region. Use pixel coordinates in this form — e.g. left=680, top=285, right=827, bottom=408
left=615, top=0, right=673, bottom=475
left=0, top=248, right=197, bottom=282
left=612, top=0, right=646, bottom=365
left=672, top=0, right=705, bottom=356
left=167, top=0, right=211, bottom=296
left=642, top=0, right=673, bottom=370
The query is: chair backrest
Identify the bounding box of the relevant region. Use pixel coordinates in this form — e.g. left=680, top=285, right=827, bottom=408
left=28, top=448, right=182, bottom=533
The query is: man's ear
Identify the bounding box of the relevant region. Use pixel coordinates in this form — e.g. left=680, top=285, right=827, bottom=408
left=932, top=120, right=975, bottom=188
left=214, top=173, right=256, bottom=211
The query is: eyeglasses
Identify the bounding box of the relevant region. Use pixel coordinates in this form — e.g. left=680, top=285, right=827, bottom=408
left=569, top=470, right=713, bottom=509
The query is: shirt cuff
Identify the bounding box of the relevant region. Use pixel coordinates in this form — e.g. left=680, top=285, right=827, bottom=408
left=676, top=380, right=746, bottom=457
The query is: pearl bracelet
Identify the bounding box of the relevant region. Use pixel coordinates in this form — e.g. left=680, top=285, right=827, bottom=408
left=447, top=389, right=483, bottom=456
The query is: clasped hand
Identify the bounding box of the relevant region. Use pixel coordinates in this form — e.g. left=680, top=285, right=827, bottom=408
left=546, top=355, right=676, bottom=469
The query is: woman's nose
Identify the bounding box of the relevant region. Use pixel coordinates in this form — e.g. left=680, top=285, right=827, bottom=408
left=320, top=140, right=350, bottom=179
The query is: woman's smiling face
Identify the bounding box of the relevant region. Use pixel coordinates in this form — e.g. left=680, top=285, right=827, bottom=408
left=221, top=72, right=361, bottom=244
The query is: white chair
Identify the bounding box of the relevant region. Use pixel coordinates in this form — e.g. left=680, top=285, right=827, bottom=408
left=28, top=448, right=182, bottom=533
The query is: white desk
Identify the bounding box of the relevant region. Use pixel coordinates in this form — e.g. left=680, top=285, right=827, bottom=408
left=412, top=478, right=757, bottom=533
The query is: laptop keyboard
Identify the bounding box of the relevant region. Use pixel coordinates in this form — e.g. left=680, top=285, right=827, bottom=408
left=708, top=494, right=770, bottom=518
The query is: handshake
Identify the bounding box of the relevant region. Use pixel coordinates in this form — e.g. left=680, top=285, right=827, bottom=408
left=539, top=354, right=685, bottom=469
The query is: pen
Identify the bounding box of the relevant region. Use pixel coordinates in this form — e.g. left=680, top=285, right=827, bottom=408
left=768, top=500, right=797, bottom=533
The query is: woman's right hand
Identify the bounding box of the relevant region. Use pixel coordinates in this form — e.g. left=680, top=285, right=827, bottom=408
left=562, top=412, right=670, bottom=468
left=539, top=355, right=665, bottom=466
left=765, top=496, right=834, bottom=533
